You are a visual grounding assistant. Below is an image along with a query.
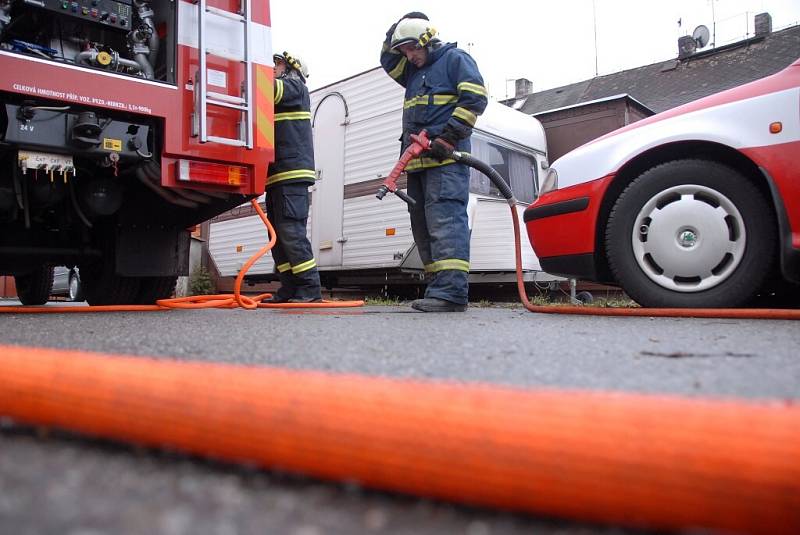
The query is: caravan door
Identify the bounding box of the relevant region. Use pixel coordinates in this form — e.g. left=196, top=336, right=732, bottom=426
left=311, top=94, right=347, bottom=267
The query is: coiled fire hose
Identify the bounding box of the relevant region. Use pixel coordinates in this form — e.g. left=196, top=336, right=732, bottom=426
left=377, top=131, right=800, bottom=320
left=0, top=198, right=363, bottom=313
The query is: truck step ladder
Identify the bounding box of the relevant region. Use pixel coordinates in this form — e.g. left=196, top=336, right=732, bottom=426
left=194, top=0, right=254, bottom=148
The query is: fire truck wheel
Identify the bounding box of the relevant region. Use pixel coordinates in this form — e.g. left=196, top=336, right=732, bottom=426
left=80, top=261, right=141, bottom=306
left=15, top=265, right=55, bottom=306
left=135, top=276, right=178, bottom=304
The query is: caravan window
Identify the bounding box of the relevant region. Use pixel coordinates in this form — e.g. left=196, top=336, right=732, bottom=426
left=468, top=137, right=539, bottom=203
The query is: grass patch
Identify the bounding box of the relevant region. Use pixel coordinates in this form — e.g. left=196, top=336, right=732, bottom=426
left=188, top=266, right=215, bottom=296
left=519, top=293, right=638, bottom=308
left=362, top=289, right=639, bottom=308
left=364, top=296, right=405, bottom=306
left=591, top=297, right=639, bottom=308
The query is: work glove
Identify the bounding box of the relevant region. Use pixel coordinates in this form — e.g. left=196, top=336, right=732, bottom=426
left=429, top=135, right=456, bottom=162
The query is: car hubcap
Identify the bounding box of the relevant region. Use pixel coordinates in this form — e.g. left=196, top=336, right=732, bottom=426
left=631, top=184, right=746, bottom=292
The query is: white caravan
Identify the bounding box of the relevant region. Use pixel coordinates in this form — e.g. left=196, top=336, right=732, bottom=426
left=209, top=67, right=557, bottom=288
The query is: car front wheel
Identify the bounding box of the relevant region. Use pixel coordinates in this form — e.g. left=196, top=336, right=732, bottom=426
left=605, top=159, right=775, bottom=308
left=68, top=271, right=84, bottom=302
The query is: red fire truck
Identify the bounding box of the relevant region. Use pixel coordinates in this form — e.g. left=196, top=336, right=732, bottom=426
left=0, top=0, right=274, bottom=304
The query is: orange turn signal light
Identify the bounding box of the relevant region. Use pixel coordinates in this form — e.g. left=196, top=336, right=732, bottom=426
left=385, top=228, right=396, bottom=236
left=178, top=160, right=250, bottom=186
left=769, top=122, right=782, bottom=134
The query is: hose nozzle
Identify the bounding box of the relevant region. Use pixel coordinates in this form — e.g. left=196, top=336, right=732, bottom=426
left=376, top=184, right=389, bottom=200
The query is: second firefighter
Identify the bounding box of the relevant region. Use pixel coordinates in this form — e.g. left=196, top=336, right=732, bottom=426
left=265, top=51, right=322, bottom=303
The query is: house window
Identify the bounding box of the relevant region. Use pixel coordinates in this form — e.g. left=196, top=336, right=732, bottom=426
left=468, top=137, right=539, bottom=204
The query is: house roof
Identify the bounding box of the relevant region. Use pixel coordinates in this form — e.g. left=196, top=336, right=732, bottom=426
left=509, top=24, right=800, bottom=115
left=530, top=93, right=654, bottom=117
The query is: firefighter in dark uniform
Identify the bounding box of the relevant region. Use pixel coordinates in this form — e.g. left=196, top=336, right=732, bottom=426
left=380, top=13, right=488, bottom=312
left=265, top=51, right=321, bottom=303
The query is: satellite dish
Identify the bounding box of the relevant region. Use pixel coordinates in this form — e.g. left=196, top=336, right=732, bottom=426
left=693, top=25, right=710, bottom=48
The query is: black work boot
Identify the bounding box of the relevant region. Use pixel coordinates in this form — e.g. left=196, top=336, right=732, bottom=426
left=265, top=272, right=296, bottom=303
left=263, top=294, right=291, bottom=304
left=411, top=297, right=467, bottom=312
left=287, top=297, right=323, bottom=304
left=291, top=268, right=322, bottom=303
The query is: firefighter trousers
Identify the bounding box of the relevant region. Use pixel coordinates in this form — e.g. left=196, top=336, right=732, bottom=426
left=265, top=182, right=321, bottom=301
left=407, top=164, right=470, bottom=305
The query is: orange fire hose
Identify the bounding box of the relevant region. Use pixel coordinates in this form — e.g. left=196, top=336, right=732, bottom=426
left=1, top=343, right=798, bottom=534
left=507, top=205, right=800, bottom=320
left=1, top=183, right=797, bottom=318
left=0, top=199, right=363, bottom=313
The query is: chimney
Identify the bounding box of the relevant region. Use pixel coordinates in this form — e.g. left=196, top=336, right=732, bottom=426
left=754, top=12, right=772, bottom=37
left=514, top=78, right=533, bottom=99
left=678, top=35, right=697, bottom=59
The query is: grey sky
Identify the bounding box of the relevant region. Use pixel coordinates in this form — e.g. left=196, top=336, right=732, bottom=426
left=271, top=0, right=800, bottom=99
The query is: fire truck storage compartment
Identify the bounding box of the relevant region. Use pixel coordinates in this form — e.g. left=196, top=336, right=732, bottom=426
left=4, top=104, right=150, bottom=161
left=0, top=0, right=176, bottom=83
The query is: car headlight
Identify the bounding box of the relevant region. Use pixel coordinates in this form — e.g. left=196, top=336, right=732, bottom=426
left=539, top=167, right=558, bottom=194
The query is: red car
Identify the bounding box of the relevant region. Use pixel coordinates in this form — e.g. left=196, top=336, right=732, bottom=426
left=525, top=58, right=800, bottom=308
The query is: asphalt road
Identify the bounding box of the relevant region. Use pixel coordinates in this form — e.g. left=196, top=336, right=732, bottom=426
left=2, top=300, right=799, bottom=535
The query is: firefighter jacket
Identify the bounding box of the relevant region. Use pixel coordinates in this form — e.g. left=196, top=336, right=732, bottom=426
left=267, top=75, right=315, bottom=189
left=381, top=38, right=488, bottom=172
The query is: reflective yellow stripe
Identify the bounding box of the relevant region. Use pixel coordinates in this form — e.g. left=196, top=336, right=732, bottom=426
left=426, top=259, right=470, bottom=273
left=274, top=79, right=284, bottom=104
left=405, top=151, right=473, bottom=171
left=457, top=81, right=488, bottom=96
left=452, top=107, right=477, bottom=126
left=277, top=262, right=291, bottom=273
left=405, top=94, right=457, bottom=108
left=432, top=94, right=457, bottom=105
left=267, top=169, right=317, bottom=185
left=406, top=157, right=456, bottom=171
left=292, top=258, right=316, bottom=274
left=389, top=57, right=407, bottom=80
left=256, top=66, right=275, bottom=148
left=403, top=95, right=428, bottom=108
left=275, top=111, right=311, bottom=121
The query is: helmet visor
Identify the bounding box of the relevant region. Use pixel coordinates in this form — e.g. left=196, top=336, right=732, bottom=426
left=390, top=37, right=418, bottom=51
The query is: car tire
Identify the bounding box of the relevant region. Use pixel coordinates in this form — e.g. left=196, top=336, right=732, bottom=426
left=68, top=271, right=84, bottom=302
left=605, top=159, right=775, bottom=308
left=15, top=265, right=55, bottom=306
left=135, top=276, right=178, bottom=304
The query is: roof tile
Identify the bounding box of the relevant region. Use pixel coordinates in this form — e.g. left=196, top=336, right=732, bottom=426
left=513, top=25, right=800, bottom=114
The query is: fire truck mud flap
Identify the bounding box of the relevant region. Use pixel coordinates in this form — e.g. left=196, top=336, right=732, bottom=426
left=115, top=226, right=190, bottom=277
